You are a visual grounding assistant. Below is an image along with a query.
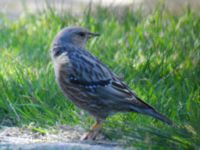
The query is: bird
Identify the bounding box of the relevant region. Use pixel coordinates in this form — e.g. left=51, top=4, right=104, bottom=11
left=50, top=26, right=172, bottom=140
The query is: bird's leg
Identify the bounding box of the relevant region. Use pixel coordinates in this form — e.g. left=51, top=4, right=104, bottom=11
left=81, top=119, right=103, bottom=140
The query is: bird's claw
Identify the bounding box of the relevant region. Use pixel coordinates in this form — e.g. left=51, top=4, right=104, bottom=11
left=81, top=130, right=100, bottom=141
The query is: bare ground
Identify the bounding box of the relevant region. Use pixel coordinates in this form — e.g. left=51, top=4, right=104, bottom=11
left=0, top=126, right=122, bottom=150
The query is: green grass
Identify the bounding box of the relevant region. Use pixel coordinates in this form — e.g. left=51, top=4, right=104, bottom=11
left=0, top=4, right=200, bottom=149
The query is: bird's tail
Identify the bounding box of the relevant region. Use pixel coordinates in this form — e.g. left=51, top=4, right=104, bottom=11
left=129, top=96, right=173, bottom=125
left=142, top=108, right=173, bottom=125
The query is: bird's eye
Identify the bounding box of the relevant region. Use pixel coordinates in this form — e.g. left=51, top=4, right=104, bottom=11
left=78, top=32, right=85, bottom=37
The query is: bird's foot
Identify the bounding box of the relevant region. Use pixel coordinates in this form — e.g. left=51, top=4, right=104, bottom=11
left=81, top=129, right=101, bottom=140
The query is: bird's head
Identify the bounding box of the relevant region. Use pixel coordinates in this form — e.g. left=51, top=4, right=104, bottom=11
left=53, top=27, right=100, bottom=48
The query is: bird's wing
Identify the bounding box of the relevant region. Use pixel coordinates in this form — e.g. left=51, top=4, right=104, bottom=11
left=67, top=48, right=153, bottom=109
left=67, top=49, right=114, bottom=85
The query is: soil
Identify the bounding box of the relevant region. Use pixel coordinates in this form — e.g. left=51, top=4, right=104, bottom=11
left=0, top=126, right=122, bottom=150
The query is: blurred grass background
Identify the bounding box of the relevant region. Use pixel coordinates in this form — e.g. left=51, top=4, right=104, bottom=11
left=0, top=1, right=200, bottom=149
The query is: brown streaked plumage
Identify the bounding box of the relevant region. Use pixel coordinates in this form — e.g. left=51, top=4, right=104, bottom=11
left=51, top=26, right=172, bottom=140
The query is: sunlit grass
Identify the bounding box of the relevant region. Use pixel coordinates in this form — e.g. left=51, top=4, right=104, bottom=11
left=0, top=4, right=200, bottom=149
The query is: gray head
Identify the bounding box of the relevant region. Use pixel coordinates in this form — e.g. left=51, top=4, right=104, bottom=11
left=53, top=26, right=100, bottom=48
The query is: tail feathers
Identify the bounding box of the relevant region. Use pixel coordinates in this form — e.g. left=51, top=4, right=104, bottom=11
left=143, top=108, right=173, bottom=125
left=130, top=96, right=173, bottom=125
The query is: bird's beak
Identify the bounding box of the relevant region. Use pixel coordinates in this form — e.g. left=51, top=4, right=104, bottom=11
left=88, top=32, right=100, bottom=38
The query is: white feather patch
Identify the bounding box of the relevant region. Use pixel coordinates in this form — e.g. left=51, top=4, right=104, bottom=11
left=52, top=52, right=70, bottom=78
left=53, top=52, right=69, bottom=65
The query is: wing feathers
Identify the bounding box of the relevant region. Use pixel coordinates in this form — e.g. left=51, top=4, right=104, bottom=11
left=69, top=74, right=111, bottom=87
